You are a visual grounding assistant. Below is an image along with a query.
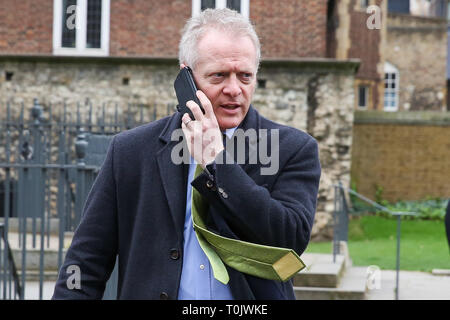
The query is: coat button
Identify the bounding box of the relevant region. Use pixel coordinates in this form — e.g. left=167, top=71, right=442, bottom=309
left=170, top=248, right=180, bottom=260
left=206, top=180, right=214, bottom=189
left=218, top=187, right=228, bottom=199
left=160, top=292, right=169, bottom=300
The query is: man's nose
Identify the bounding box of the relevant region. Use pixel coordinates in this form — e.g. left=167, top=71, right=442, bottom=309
left=223, top=75, right=242, bottom=97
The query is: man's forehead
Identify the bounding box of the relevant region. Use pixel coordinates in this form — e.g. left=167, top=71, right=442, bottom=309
left=196, top=29, right=257, bottom=69
left=198, top=28, right=254, bottom=49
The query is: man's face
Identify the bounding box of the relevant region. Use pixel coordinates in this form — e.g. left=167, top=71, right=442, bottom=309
left=191, top=29, right=257, bottom=131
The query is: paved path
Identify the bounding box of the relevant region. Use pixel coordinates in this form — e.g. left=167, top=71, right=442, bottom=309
left=24, top=281, right=56, bottom=300
left=20, top=270, right=450, bottom=300
left=366, top=269, right=450, bottom=300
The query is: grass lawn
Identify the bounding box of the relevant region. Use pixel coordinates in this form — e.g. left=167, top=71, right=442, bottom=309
left=305, top=215, right=450, bottom=272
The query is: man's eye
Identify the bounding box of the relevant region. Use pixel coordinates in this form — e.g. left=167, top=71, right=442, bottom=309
left=213, top=73, right=224, bottom=77
left=241, top=73, right=253, bottom=81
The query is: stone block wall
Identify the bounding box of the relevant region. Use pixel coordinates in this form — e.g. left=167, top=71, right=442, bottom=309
left=0, top=56, right=358, bottom=240
left=386, top=13, right=448, bottom=111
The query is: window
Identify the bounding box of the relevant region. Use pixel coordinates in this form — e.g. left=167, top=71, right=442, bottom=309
left=53, top=0, right=110, bottom=56
left=192, top=0, right=249, bottom=17
left=201, top=0, right=215, bottom=10
left=358, top=85, right=369, bottom=109
left=360, top=0, right=370, bottom=9
left=384, top=62, right=399, bottom=112
left=227, top=0, right=241, bottom=12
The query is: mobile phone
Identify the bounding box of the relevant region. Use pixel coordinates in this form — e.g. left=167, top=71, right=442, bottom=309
left=174, top=66, right=205, bottom=120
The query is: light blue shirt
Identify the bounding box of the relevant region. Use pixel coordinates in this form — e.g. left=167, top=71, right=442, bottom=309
left=177, top=128, right=236, bottom=300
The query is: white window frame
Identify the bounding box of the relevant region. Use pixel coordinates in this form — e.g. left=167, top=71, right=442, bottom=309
left=192, top=0, right=249, bottom=18
left=53, top=0, right=110, bottom=56
left=384, top=62, right=400, bottom=112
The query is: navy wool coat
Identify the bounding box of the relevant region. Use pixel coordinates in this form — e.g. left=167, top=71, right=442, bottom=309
left=52, top=106, right=321, bottom=300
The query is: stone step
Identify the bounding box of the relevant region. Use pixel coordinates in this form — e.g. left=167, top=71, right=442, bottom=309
left=3, top=231, right=68, bottom=272
left=432, top=269, right=450, bottom=276
left=11, top=248, right=66, bottom=272
left=294, top=267, right=368, bottom=300
left=294, top=253, right=346, bottom=288
left=0, top=218, right=60, bottom=234
left=17, top=270, right=59, bottom=282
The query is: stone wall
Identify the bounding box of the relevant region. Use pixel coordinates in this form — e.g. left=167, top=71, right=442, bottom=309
left=0, top=56, right=358, bottom=240
left=386, top=13, right=448, bottom=111
left=255, top=60, right=358, bottom=240
left=351, top=110, right=450, bottom=202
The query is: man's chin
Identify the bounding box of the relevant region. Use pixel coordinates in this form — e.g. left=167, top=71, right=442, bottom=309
left=218, top=118, right=241, bottom=131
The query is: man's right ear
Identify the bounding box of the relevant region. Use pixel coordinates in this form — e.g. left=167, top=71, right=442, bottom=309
left=180, top=63, right=186, bottom=69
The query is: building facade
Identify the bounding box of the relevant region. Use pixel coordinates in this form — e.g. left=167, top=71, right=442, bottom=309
left=326, top=0, right=448, bottom=111
left=0, top=0, right=363, bottom=240
left=2, top=0, right=446, bottom=239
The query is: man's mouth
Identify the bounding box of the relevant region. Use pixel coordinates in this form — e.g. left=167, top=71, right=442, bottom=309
left=220, top=103, right=240, bottom=110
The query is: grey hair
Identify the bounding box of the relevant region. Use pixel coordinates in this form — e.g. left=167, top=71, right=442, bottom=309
left=178, top=8, right=261, bottom=71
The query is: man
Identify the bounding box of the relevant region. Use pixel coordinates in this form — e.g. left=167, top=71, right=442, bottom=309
left=53, top=8, right=321, bottom=300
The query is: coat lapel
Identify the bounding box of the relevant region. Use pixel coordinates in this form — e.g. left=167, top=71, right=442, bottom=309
left=156, top=113, right=188, bottom=241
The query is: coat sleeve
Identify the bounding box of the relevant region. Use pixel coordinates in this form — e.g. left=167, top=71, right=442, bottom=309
left=52, top=136, right=118, bottom=299
left=192, top=133, right=321, bottom=257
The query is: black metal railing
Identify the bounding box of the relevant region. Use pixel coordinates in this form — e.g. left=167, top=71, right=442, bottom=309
left=0, top=223, right=22, bottom=299
left=0, top=99, right=172, bottom=299
left=333, top=182, right=417, bottom=300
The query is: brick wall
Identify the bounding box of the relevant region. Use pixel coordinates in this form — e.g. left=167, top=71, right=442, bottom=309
left=328, top=0, right=386, bottom=110
left=0, top=0, right=329, bottom=58
left=348, top=0, right=385, bottom=110
left=0, top=1, right=53, bottom=53
left=348, top=0, right=384, bottom=81
left=250, top=0, right=328, bottom=58
left=351, top=111, right=450, bottom=202
left=109, top=0, right=190, bottom=57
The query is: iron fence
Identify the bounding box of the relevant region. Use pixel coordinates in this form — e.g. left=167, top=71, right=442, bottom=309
left=0, top=223, right=21, bottom=299
left=0, top=99, right=172, bottom=299
left=333, top=182, right=417, bottom=300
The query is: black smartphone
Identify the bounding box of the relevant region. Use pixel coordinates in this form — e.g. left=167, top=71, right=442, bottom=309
left=174, top=66, right=205, bottom=120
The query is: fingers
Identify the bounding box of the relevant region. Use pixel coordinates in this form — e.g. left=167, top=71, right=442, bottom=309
left=186, top=100, right=204, bottom=121
left=181, top=113, right=193, bottom=128
left=181, top=112, right=200, bottom=134
left=196, top=90, right=214, bottom=119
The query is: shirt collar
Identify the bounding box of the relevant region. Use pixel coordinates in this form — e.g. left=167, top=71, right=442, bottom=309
left=223, top=127, right=238, bottom=139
